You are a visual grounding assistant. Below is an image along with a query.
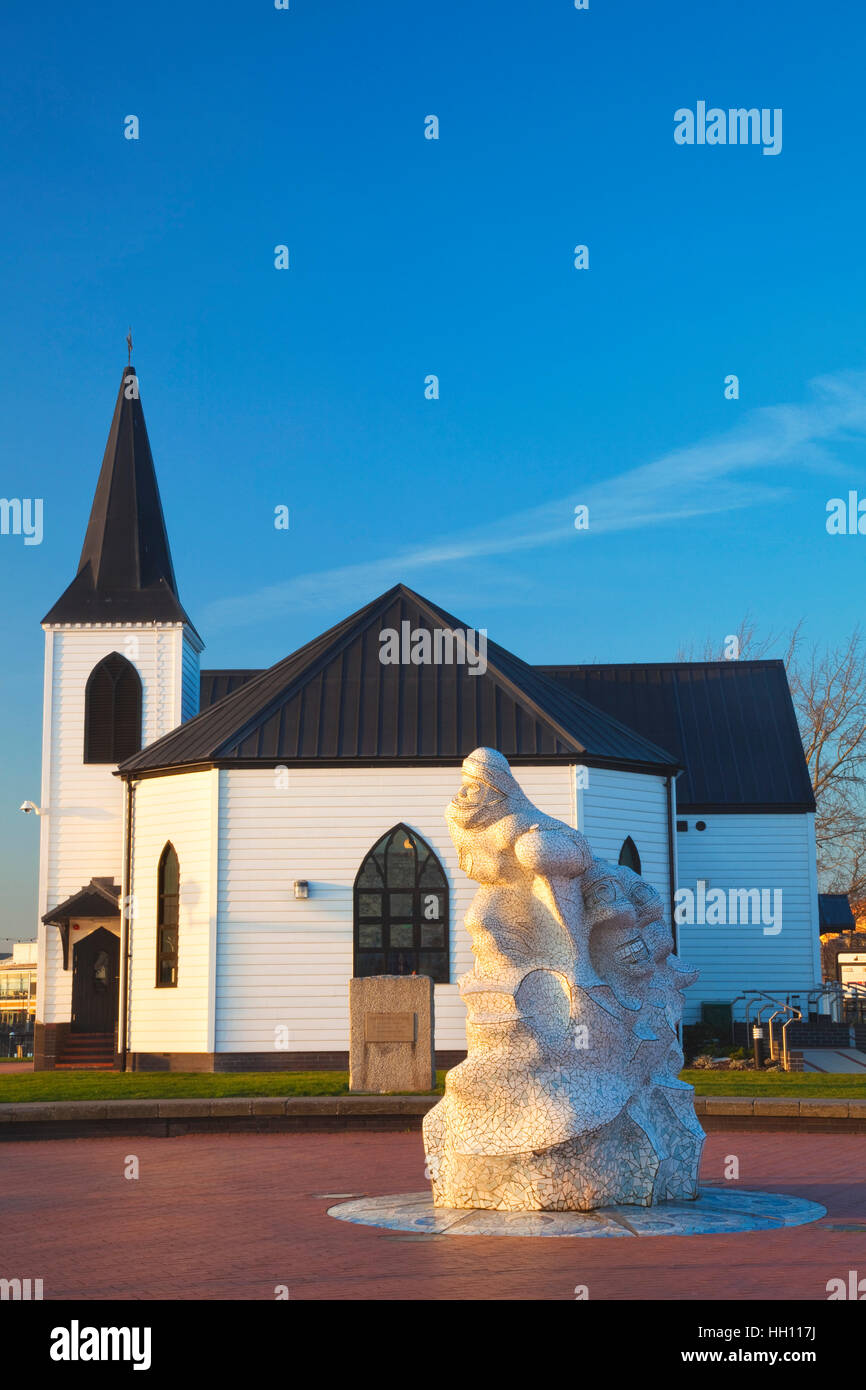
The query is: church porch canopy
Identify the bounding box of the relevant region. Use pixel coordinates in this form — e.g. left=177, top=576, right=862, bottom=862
left=42, top=878, right=121, bottom=970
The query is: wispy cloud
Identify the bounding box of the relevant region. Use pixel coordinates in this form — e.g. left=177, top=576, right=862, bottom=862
left=204, top=370, right=866, bottom=631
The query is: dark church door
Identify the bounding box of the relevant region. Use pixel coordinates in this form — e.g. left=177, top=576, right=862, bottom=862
left=71, top=928, right=120, bottom=1033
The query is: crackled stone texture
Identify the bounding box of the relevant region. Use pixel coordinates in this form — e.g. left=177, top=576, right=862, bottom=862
left=422, top=747, right=705, bottom=1211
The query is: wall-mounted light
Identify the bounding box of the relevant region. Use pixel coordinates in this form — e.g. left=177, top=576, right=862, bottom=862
left=293, top=880, right=309, bottom=900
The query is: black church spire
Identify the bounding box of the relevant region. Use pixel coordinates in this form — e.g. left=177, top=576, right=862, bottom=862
left=43, top=365, right=199, bottom=635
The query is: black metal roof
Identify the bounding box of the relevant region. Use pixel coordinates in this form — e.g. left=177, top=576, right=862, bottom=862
left=42, top=365, right=200, bottom=637
left=120, top=585, right=678, bottom=775
left=538, top=661, right=815, bottom=812
left=199, top=669, right=261, bottom=708
left=818, top=893, right=856, bottom=932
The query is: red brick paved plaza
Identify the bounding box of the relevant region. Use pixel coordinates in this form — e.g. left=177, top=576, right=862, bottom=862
left=3, top=1130, right=864, bottom=1300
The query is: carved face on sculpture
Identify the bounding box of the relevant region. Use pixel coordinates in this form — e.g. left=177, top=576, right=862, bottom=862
left=617, top=865, right=672, bottom=962
left=447, top=748, right=532, bottom=882
left=582, top=860, right=653, bottom=1008
left=450, top=820, right=510, bottom=885
left=450, top=772, right=505, bottom=832
left=448, top=748, right=517, bottom=830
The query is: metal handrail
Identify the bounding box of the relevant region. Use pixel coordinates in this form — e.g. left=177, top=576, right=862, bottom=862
left=781, top=1007, right=803, bottom=1071
left=749, top=998, right=800, bottom=1069
left=743, top=992, right=771, bottom=1036
left=725, top=984, right=864, bottom=1067
left=756, top=999, right=790, bottom=1060
left=735, top=993, right=801, bottom=1067
left=751, top=997, right=780, bottom=1064
left=729, top=993, right=751, bottom=1043
left=766, top=1007, right=786, bottom=1061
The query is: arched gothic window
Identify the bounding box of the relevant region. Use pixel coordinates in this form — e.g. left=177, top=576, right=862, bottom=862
left=84, top=652, right=142, bottom=763
left=156, top=843, right=179, bottom=987
left=354, top=825, right=449, bottom=982
left=618, top=836, right=642, bottom=875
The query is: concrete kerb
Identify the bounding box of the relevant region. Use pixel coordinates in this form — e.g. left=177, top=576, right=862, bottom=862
left=0, top=1094, right=864, bottom=1140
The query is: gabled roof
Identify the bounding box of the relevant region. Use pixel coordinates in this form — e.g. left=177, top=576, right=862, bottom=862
left=42, top=878, right=121, bottom=925
left=42, top=365, right=200, bottom=637
left=120, top=585, right=678, bottom=774
left=538, top=661, right=815, bottom=813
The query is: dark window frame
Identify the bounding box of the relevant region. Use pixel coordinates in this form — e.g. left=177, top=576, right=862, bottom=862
left=156, top=842, right=179, bottom=988
left=353, top=823, right=450, bottom=983
left=83, top=652, right=142, bottom=764
left=618, top=835, right=642, bottom=875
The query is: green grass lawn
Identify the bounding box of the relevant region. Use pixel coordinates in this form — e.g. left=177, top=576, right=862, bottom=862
left=681, top=1070, right=866, bottom=1098
left=0, top=1070, right=450, bottom=1104
left=0, top=1067, right=864, bottom=1103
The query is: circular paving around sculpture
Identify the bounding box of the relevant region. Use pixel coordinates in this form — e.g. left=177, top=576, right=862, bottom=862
left=327, top=1187, right=826, bottom=1238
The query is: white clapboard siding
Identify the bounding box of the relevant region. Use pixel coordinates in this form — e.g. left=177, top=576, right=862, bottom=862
left=675, top=812, right=821, bottom=1022
left=127, top=770, right=217, bottom=1053
left=580, top=767, right=672, bottom=909
left=214, top=765, right=577, bottom=1054
left=36, top=623, right=192, bottom=1025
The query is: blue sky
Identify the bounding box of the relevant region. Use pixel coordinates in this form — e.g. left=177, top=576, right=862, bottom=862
left=2, top=0, right=866, bottom=943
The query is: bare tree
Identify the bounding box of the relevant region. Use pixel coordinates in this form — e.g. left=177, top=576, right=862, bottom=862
left=683, top=618, right=866, bottom=922
left=677, top=612, right=795, bottom=663
left=790, top=629, right=866, bottom=921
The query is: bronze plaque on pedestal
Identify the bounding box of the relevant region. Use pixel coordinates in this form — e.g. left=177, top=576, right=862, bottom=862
left=365, top=1011, right=416, bottom=1043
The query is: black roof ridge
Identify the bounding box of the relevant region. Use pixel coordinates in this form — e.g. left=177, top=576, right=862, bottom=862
left=225, top=583, right=679, bottom=769
left=200, top=667, right=262, bottom=675
left=121, top=583, right=679, bottom=773
left=537, top=658, right=788, bottom=671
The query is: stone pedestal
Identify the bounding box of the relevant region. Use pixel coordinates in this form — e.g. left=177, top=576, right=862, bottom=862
left=349, top=975, right=435, bottom=1093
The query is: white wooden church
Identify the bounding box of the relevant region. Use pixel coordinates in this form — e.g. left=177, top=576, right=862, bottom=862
left=33, top=365, right=822, bottom=1070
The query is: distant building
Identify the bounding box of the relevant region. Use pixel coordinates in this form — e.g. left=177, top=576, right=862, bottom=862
left=818, top=892, right=856, bottom=937
left=819, top=894, right=866, bottom=1005
left=0, top=943, right=37, bottom=1056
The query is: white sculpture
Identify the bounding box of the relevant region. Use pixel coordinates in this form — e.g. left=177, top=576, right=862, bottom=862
left=423, top=748, right=705, bottom=1211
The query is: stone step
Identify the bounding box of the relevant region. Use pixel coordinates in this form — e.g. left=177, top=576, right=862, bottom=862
left=55, top=1032, right=116, bottom=1070
left=54, top=1061, right=115, bottom=1071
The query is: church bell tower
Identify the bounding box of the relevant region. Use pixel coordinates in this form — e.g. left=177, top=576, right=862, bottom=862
left=34, top=361, right=203, bottom=1068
